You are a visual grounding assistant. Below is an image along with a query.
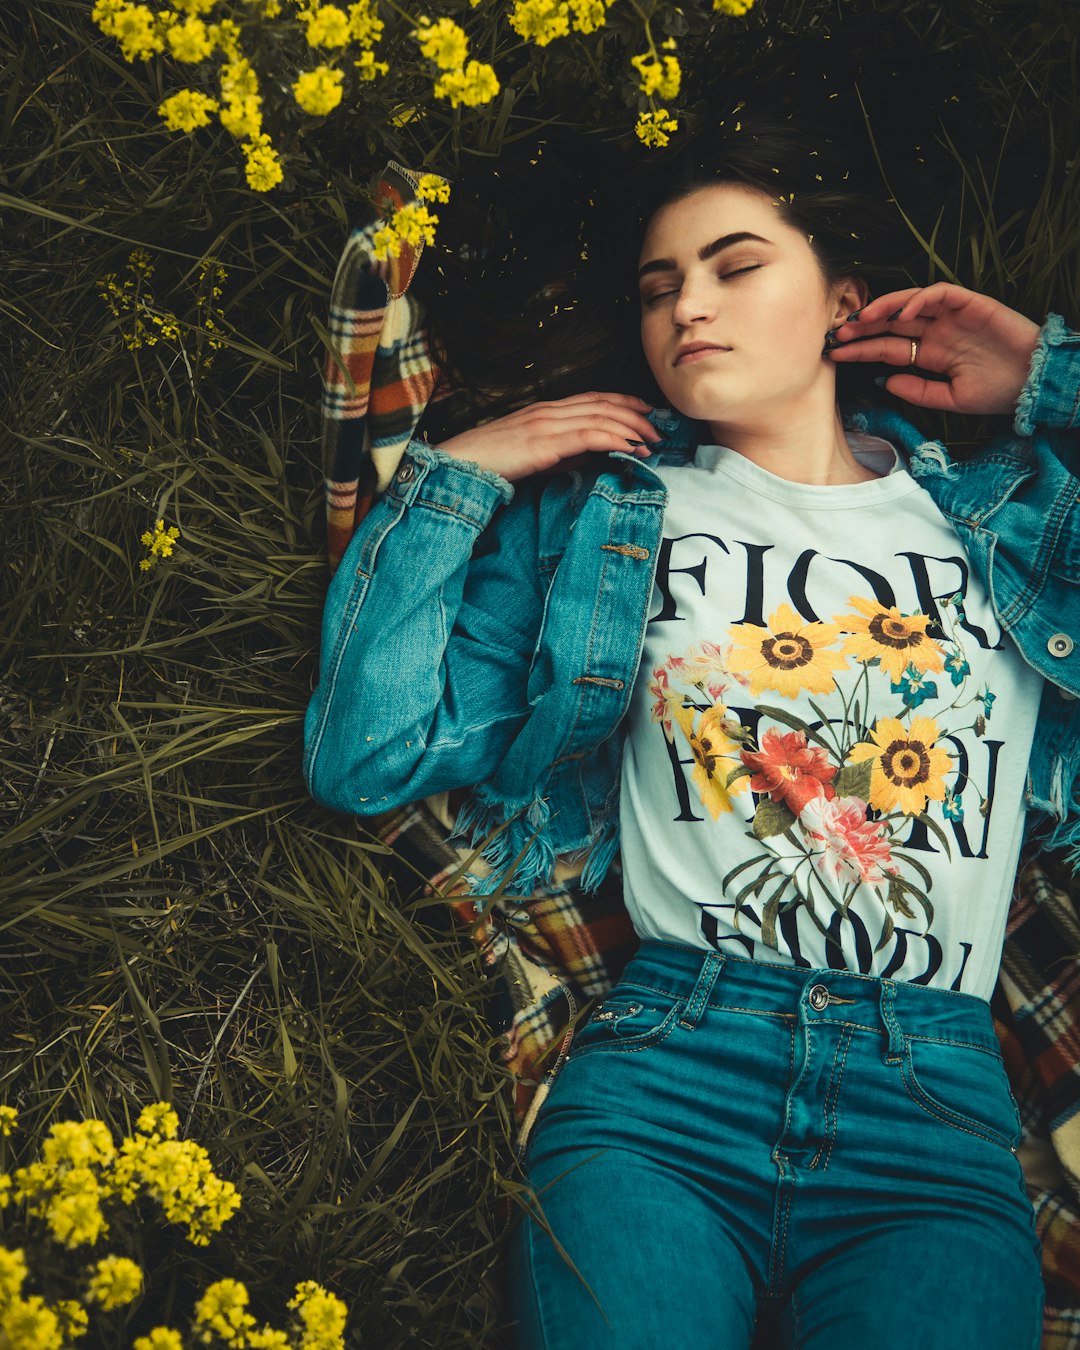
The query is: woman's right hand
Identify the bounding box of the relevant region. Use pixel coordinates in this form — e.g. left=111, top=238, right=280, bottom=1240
left=435, top=392, right=663, bottom=483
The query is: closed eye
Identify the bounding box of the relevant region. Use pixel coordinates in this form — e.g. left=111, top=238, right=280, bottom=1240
left=641, top=263, right=763, bottom=306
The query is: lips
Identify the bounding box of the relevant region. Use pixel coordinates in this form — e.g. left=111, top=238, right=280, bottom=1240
left=674, top=343, right=731, bottom=366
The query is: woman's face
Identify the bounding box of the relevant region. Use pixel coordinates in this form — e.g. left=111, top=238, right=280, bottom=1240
left=638, top=182, right=862, bottom=428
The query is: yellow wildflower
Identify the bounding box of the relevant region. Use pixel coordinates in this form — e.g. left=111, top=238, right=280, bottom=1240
left=630, top=52, right=681, bottom=99
left=87, top=1255, right=143, bottom=1312
left=293, top=65, right=344, bottom=115
left=713, top=0, right=754, bottom=11
left=848, top=716, right=953, bottom=817
left=91, top=0, right=127, bottom=30
left=0, top=1247, right=27, bottom=1303
left=389, top=203, right=438, bottom=247
left=290, top=1282, right=348, bottom=1347
left=166, top=15, right=214, bottom=61
left=220, top=56, right=259, bottom=102
left=195, top=1279, right=257, bottom=1345
left=219, top=94, right=263, bottom=140
left=54, top=1301, right=89, bottom=1342
left=134, top=1331, right=185, bottom=1350
left=508, top=0, right=570, bottom=45
left=414, top=17, right=469, bottom=69
left=635, top=108, right=679, bottom=148
left=347, top=0, right=385, bottom=47
left=248, top=1329, right=290, bottom=1350
left=0, top=1175, right=11, bottom=1209
left=433, top=60, right=499, bottom=107
left=416, top=173, right=450, bottom=203
left=243, top=136, right=285, bottom=191
left=108, top=4, right=166, bottom=62
left=567, top=0, right=607, bottom=31
left=137, top=1103, right=179, bottom=1139
left=305, top=4, right=350, bottom=46
left=140, top=520, right=181, bottom=572
left=43, top=1120, right=115, bottom=1170
left=170, top=0, right=216, bottom=13
left=208, top=18, right=242, bottom=58
left=371, top=227, right=401, bottom=262
left=0, top=1106, right=17, bottom=1137
left=354, top=51, right=389, bottom=79
left=0, top=1296, right=62, bottom=1350
left=44, top=1172, right=109, bottom=1248
left=159, top=89, right=219, bottom=133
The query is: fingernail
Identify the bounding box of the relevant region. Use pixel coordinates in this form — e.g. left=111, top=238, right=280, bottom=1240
left=844, top=308, right=864, bottom=323
left=626, top=438, right=645, bottom=447
left=886, top=307, right=905, bottom=321
left=825, top=327, right=839, bottom=340
left=873, top=375, right=890, bottom=388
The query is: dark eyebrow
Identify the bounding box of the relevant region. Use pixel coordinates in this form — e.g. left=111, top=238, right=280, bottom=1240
left=637, top=231, right=773, bottom=281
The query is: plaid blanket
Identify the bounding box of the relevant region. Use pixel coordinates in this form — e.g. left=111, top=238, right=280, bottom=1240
left=319, top=165, right=1080, bottom=1344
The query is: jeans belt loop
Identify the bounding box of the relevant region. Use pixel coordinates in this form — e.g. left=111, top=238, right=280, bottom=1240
left=680, top=951, right=725, bottom=1030
left=880, top=980, right=905, bottom=1063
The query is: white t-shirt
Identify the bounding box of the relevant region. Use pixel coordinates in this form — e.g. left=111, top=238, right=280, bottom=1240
left=618, top=432, right=1043, bottom=1001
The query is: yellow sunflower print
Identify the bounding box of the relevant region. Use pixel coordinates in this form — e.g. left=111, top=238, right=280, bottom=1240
left=834, top=596, right=946, bottom=684
left=847, top=715, right=953, bottom=815
left=727, top=602, right=848, bottom=699
left=671, top=702, right=750, bottom=820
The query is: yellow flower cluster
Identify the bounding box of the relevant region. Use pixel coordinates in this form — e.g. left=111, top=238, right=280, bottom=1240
left=113, top=1103, right=241, bottom=1240
left=159, top=87, right=219, bottom=132
left=190, top=1277, right=347, bottom=1349
left=135, top=1330, right=185, bottom=1350
left=508, top=0, right=611, bottom=45
left=0, top=1106, right=18, bottom=1137
left=416, top=172, right=451, bottom=203
left=292, top=65, right=343, bottom=115
left=372, top=203, right=437, bottom=260
left=86, top=1254, right=144, bottom=1311
left=635, top=107, right=679, bottom=148
left=92, top=0, right=166, bottom=61
left=97, top=247, right=181, bottom=352
left=631, top=51, right=681, bottom=100
left=714, top=0, right=754, bottom=11
left=0, top=1292, right=63, bottom=1350
left=414, top=16, right=468, bottom=68
left=139, top=520, right=182, bottom=572
left=288, top=1281, right=348, bottom=1349
left=412, top=16, right=499, bottom=108
left=6, top=1102, right=237, bottom=1246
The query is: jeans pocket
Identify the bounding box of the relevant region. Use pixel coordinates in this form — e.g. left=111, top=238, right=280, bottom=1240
left=901, top=1035, right=1022, bottom=1152
left=570, top=987, right=684, bottom=1059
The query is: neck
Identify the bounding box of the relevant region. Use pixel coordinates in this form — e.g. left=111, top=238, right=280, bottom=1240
left=705, top=406, right=883, bottom=486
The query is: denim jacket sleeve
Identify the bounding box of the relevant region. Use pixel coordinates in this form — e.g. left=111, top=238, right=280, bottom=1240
left=1014, top=313, right=1080, bottom=445
left=303, top=442, right=545, bottom=815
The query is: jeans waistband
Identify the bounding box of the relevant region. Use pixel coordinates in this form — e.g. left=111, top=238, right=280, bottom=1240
left=620, top=940, right=1001, bottom=1055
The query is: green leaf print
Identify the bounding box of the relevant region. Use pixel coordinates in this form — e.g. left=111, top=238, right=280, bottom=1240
left=834, top=758, right=873, bottom=801
left=752, top=798, right=798, bottom=840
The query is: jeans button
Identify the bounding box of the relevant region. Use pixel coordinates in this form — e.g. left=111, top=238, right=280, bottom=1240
left=808, top=983, right=830, bottom=1011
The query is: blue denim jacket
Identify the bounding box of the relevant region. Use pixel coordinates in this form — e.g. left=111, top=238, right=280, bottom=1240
left=304, top=314, right=1080, bottom=896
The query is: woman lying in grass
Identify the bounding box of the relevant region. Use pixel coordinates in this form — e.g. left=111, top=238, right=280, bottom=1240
left=305, top=114, right=1078, bottom=1348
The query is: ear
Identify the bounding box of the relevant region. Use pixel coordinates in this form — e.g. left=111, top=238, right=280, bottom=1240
left=831, top=276, right=870, bottom=326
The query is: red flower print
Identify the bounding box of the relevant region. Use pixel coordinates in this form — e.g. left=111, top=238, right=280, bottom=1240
left=799, top=796, right=897, bottom=889
left=648, top=665, right=676, bottom=741
left=741, top=728, right=838, bottom=815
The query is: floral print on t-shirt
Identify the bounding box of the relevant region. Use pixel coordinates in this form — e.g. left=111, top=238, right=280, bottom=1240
left=647, top=592, right=996, bottom=952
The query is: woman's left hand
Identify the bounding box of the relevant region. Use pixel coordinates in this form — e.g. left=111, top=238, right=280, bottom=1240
left=825, top=282, right=1041, bottom=416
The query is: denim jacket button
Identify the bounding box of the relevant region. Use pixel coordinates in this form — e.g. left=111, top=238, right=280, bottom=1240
left=1048, top=632, right=1074, bottom=658
left=395, top=462, right=415, bottom=483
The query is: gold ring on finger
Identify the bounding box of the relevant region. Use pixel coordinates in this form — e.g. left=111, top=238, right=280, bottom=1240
left=909, top=339, right=919, bottom=367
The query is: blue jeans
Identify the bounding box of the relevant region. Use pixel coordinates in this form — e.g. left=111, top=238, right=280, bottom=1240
left=508, top=940, right=1043, bottom=1349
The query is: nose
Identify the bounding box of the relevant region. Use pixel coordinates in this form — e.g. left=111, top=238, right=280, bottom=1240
left=670, top=271, right=717, bottom=328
